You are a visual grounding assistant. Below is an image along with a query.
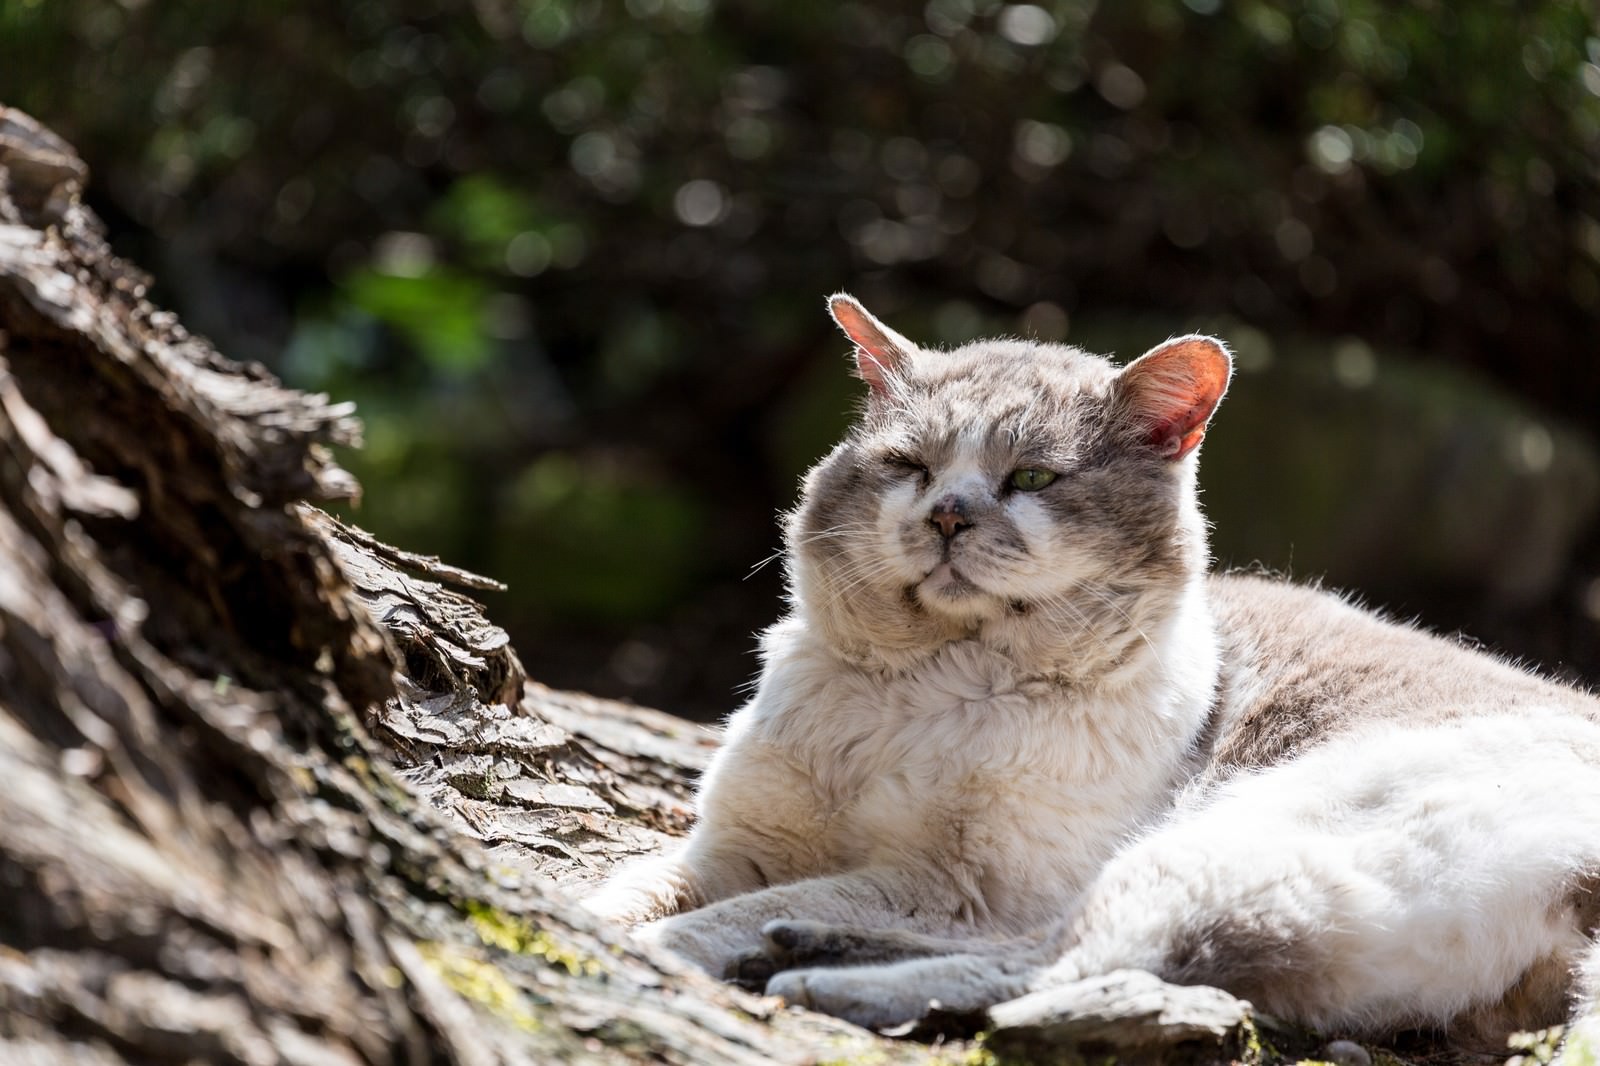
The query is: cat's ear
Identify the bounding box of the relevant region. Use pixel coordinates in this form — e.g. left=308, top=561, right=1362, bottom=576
left=828, top=293, right=914, bottom=396
left=1116, top=335, right=1233, bottom=461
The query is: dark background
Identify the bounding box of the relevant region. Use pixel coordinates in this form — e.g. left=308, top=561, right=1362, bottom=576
left=4, top=0, right=1598, bottom=719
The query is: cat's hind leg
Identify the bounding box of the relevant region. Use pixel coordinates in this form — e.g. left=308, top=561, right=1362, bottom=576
left=1043, top=715, right=1600, bottom=1037
left=768, top=717, right=1600, bottom=1037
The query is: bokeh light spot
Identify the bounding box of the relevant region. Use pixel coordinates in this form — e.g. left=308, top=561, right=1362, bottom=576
left=1096, top=64, right=1146, bottom=109
left=997, top=4, right=1056, bottom=46
left=674, top=179, right=728, bottom=227
left=1309, top=125, right=1354, bottom=174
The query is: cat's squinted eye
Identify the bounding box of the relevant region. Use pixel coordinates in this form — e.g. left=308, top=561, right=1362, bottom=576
left=881, top=453, right=928, bottom=481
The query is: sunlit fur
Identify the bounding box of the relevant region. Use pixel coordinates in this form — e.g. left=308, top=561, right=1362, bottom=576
left=588, top=298, right=1600, bottom=1058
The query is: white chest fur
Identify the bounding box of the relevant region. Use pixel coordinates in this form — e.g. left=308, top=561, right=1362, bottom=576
left=696, top=592, right=1221, bottom=934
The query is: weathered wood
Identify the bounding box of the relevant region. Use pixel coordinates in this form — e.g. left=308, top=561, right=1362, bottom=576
left=986, top=969, right=1256, bottom=1065
left=0, top=104, right=960, bottom=1066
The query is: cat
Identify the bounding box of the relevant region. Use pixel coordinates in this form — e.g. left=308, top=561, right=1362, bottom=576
left=586, top=293, right=1600, bottom=1054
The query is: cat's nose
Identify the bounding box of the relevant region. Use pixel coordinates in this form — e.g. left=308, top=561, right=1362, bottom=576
left=929, top=495, right=971, bottom=539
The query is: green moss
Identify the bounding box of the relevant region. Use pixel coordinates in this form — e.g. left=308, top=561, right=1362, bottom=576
left=1239, top=1015, right=1263, bottom=1064
left=460, top=899, right=603, bottom=976
left=951, top=1047, right=1002, bottom=1066
left=418, top=941, right=542, bottom=1033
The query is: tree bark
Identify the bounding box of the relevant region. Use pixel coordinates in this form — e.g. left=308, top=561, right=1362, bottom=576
left=0, top=105, right=961, bottom=1066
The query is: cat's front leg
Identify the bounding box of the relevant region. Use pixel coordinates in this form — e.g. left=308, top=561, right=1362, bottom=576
left=749, top=917, right=1039, bottom=972
left=637, top=866, right=955, bottom=979
left=583, top=841, right=767, bottom=927
left=581, top=851, right=696, bottom=926
left=718, top=918, right=1043, bottom=992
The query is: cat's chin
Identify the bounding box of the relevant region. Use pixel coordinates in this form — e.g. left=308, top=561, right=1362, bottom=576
left=915, top=562, right=999, bottom=618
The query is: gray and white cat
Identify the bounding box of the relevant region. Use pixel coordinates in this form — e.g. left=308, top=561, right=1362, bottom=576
left=588, top=294, right=1600, bottom=1053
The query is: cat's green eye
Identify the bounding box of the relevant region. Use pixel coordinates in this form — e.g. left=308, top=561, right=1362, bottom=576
left=1009, top=468, right=1058, bottom=492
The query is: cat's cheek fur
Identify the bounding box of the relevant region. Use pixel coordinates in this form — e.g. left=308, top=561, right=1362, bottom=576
left=993, top=493, right=1082, bottom=593
left=876, top=480, right=929, bottom=574
left=1004, top=493, right=1052, bottom=552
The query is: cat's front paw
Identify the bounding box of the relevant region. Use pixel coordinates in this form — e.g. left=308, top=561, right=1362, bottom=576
left=767, top=964, right=940, bottom=1031
left=767, top=952, right=1036, bottom=1031
left=735, top=918, right=994, bottom=986
left=581, top=880, right=656, bottom=927
left=729, top=949, right=778, bottom=992
left=633, top=912, right=748, bottom=977
left=728, top=919, right=856, bottom=992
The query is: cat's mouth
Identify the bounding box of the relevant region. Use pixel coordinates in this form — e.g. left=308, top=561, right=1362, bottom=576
left=918, top=561, right=982, bottom=600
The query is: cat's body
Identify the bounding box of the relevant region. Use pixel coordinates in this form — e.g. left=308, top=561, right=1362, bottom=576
left=588, top=295, right=1600, bottom=1051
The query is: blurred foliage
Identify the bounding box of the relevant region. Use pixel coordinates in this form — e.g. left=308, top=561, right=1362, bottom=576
left=3, top=0, right=1600, bottom=715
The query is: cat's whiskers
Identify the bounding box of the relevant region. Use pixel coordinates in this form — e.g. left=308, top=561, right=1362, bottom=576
left=752, top=523, right=877, bottom=577
left=822, top=553, right=908, bottom=609
left=746, top=548, right=786, bottom=577
left=1026, top=586, right=1122, bottom=665
left=791, top=522, right=876, bottom=544
left=826, top=560, right=897, bottom=600
left=795, top=518, right=1162, bottom=676
left=1005, top=565, right=1156, bottom=673
left=1069, top=580, right=1164, bottom=670
left=1030, top=576, right=1158, bottom=669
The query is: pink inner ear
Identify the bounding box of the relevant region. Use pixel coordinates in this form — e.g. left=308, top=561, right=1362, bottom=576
left=829, top=297, right=903, bottom=394
left=1121, top=337, right=1232, bottom=460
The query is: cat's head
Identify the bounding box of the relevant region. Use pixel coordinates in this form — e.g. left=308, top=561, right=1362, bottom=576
left=785, top=293, right=1231, bottom=678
